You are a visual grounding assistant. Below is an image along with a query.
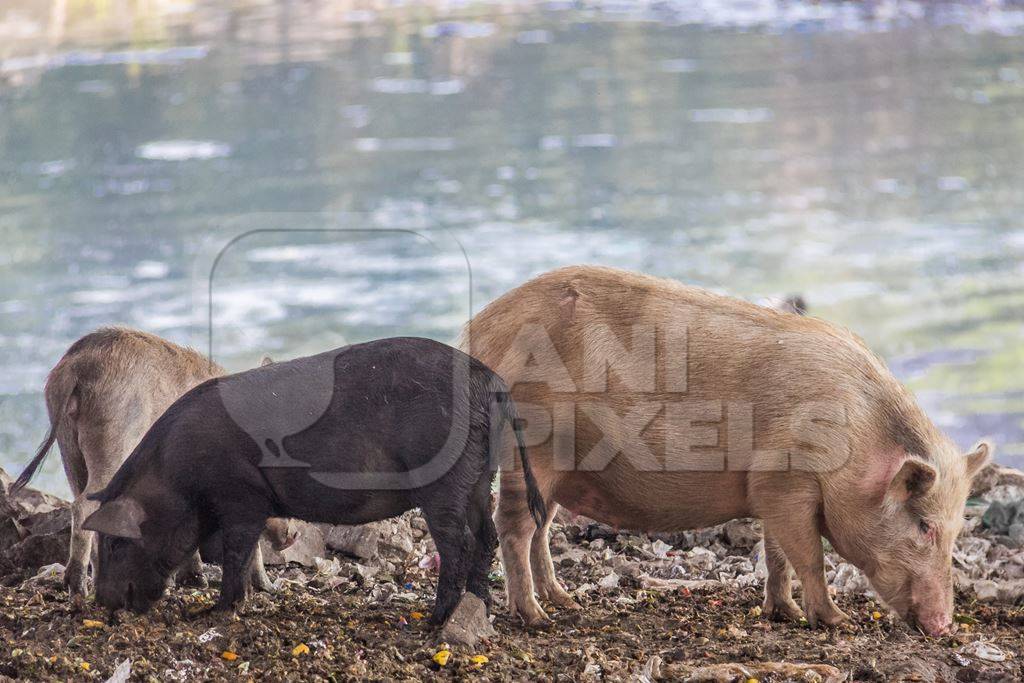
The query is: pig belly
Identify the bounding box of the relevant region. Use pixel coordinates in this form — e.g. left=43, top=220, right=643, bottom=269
left=552, top=467, right=750, bottom=533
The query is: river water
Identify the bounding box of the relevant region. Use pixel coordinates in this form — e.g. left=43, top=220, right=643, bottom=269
left=2, top=1, right=1023, bottom=496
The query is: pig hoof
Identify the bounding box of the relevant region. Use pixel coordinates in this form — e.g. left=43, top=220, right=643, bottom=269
left=764, top=596, right=804, bottom=622
left=64, top=570, right=88, bottom=598
left=252, top=574, right=275, bottom=594
left=515, top=600, right=551, bottom=626
left=70, top=592, right=88, bottom=613
left=545, top=592, right=582, bottom=611
left=807, top=604, right=851, bottom=628
left=820, top=609, right=851, bottom=627
left=65, top=578, right=89, bottom=598
left=210, top=604, right=240, bottom=618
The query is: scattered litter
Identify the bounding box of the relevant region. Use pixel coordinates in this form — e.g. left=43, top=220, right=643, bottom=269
left=418, top=552, right=441, bottom=571
left=961, top=641, right=1007, bottom=662
left=104, top=659, right=130, bottom=683
left=651, top=540, right=673, bottom=558
left=313, top=556, right=341, bottom=577
left=197, top=628, right=221, bottom=644
left=31, top=563, right=65, bottom=583
left=952, top=652, right=972, bottom=666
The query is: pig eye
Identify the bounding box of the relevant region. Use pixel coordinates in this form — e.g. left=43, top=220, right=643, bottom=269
left=918, top=520, right=932, bottom=535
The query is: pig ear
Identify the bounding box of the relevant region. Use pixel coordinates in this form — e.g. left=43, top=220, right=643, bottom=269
left=260, top=355, right=274, bottom=367
left=82, top=497, right=147, bottom=539
left=889, top=457, right=938, bottom=502
left=966, top=440, right=994, bottom=478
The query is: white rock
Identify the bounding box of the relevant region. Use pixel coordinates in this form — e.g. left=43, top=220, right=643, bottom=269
left=975, top=580, right=999, bottom=601
left=439, top=593, right=495, bottom=647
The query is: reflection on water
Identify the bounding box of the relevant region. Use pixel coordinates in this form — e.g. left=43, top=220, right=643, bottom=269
left=1, top=1, right=1023, bottom=495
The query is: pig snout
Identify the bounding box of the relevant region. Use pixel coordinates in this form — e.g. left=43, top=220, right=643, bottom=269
left=908, top=577, right=953, bottom=637
left=909, top=607, right=951, bottom=637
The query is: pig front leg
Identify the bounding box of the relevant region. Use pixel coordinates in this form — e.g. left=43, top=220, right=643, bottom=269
left=762, top=530, right=804, bottom=622
left=763, top=509, right=850, bottom=628
left=215, top=522, right=265, bottom=611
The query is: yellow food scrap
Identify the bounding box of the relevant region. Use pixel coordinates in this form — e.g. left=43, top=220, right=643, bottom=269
left=749, top=606, right=762, bottom=617
left=291, top=643, right=310, bottom=657
left=871, top=611, right=882, bottom=621
left=470, top=654, right=489, bottom=668
left=410, top=611, right=424, bottom=620
left=432, top=650, right=452, bottom=666
left=80, top=662, right=91, bottom=671
left=82, top=619, right=104, bottom=629
left=221, top=651, right=239, bottom=661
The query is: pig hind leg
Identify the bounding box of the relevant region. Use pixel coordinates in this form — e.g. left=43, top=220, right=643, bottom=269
left=496, top=468, right=550, bottom=625
left=762, top=505, right=850, bottom=628
left=421, top=493, right=476, bottom=626
left=66, top=493, right=95, bottom=597
left=530, top=501, right=580, bottom=610
left=64, top=423, right=117, bottom=597
left=762, top=530, right=804, bottom=622
left=464, top=470, right=498, bottom=610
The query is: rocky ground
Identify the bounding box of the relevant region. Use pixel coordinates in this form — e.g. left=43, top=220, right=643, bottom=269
left=3, top=466, right=1024, bottom=682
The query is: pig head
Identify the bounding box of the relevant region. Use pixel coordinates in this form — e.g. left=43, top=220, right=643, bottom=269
left=83, top=487, right=201, bottom=613
left=820, top=439, right=991, bottom=635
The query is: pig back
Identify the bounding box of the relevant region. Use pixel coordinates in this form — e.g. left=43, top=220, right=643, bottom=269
left=465, top=267, right=916, bottom=520
left=55, top=327, right=223, bottom=472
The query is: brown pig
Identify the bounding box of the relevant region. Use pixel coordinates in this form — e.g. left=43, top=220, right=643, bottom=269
left=13, top=327, right=292, bottom=596
left=463, top=265, right=990, bottom=637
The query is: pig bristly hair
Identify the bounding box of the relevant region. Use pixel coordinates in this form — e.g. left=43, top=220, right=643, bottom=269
left=88, top=378, right=221, bottom=504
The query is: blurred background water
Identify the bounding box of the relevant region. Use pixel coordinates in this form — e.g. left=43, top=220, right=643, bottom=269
left=1, top=0, right=1023, bottom=497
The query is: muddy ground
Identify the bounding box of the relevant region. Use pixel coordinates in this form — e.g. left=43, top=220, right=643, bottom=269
left=2, top=529, right=1021, bottom=682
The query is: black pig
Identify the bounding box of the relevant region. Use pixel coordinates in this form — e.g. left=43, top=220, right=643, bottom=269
left=82, top=337, right=545, bottom=624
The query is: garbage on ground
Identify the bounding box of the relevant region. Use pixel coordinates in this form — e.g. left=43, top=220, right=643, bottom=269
left=960, top=640, right=1008, bottom=663
left=3, top=465, right=1024, bottom=679
left=104, top=659, right=131, bottom=683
